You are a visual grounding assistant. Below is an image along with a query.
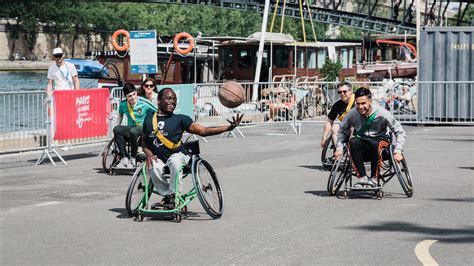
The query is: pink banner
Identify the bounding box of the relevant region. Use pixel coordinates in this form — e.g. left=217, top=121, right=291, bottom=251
left=54, top=89, right=110, bottom=141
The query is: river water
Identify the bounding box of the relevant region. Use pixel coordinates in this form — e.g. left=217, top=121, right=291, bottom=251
left=0, top=71, right=98, bottom=132
left=0, top=71, right=98, bottom=92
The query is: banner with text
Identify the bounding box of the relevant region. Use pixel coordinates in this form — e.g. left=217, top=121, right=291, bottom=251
left=156, top=84, right=194, bottom=119
left=54, top=89, right=110, bottom=141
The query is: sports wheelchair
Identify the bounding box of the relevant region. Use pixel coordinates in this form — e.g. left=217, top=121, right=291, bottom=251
left=125, top=140, right=224, bottom=222
left=101, top=136, right=144, bottom=175
left=327, top=138, right=413, bottom=199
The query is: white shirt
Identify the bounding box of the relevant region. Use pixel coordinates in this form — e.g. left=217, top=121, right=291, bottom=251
left=47, top=61, right=78, bottom=90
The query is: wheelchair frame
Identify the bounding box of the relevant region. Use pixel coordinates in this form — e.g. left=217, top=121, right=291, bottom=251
left=125, top=141, right=224, bottom=222
left=327, top=141, right=413, bottom=199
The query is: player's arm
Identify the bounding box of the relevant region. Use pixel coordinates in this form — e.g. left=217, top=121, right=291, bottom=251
left=141, top=134, right=157, bottom=168
left=334, top=116, right=351, bottom=160
left=321, top=118, right=334, bottom=147
left=188, top=114, right=243, bottom=137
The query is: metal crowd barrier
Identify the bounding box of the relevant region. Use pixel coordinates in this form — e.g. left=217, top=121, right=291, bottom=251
left=0, top=91, right=48, bottom=154
left=2, top=80, right=472, bottom=157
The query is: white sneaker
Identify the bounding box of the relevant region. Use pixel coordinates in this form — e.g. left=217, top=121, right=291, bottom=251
left=130, top=157, right=137, bottom=167
left=116, top=157, right=130, bottom=168
left=354, top=175, right=375, bottom=188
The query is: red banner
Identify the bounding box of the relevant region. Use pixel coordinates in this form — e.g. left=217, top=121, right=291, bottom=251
left=54, top=89, right=110, bottom=141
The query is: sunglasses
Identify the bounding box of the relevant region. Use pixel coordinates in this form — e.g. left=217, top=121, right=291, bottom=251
left=144, top=84, right=155, bottom=88
left=54, top=54, right=63, bottom=58
left=337, top=90, right=350, bottom=94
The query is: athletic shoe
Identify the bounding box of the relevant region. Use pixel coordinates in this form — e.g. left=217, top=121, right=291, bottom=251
left=354, top=175, right=375, bottom=188
left=116, top=157, right=130, bottom=168
left=130, top=157, right=137, bottom=167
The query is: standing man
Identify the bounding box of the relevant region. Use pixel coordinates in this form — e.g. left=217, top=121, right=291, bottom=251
left=320, top=81, right=355, bottom=148
left=46, top=47, right=80, bottom=96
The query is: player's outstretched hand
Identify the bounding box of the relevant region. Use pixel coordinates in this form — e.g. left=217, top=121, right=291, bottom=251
left=226, top=113, right=244, bottom=131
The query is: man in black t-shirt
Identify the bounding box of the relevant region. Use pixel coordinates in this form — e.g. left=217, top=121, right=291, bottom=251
left=320, top=81, right=355, bottom=148
left=142, top=87, right=243, bottom=206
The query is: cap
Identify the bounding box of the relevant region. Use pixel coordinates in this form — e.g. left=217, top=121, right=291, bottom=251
left=52, top=48, right=63, bottom=55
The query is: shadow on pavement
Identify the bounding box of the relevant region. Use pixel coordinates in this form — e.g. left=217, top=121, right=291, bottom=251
left=430, top=197, right=474, bottom=203
left=346, top=221, right=474, bottom=243
left=27, top=152, right=100, bottom=164
left=305, top=190, right=332, bottom=197
left=109, top=208, right=129, bottom=219
left=458, top=166, right=474, bottom=171
left=299, top=165, right=328, bottom=171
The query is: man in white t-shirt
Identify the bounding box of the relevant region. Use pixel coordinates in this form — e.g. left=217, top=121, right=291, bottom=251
left=46, top=47, right=80, bottom=96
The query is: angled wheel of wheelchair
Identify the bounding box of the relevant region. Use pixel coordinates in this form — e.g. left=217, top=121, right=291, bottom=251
left=327, top=147, right=351, bottom=196
left=192, top=158, right=224, bottom=219
left=125, top=164, right=153, bottom=217
left=321, top=137, right=335, bottom=170
left=391, top=153, right=414, bottom=197
left=102, top=138, right=119, bottom=174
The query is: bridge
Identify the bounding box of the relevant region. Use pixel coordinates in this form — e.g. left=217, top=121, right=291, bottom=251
left=143, top=0, right=472, bottom=35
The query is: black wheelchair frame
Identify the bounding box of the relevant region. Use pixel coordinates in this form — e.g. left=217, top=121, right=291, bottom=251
left=101, top=136, right=143, bottom=175
left=327, top=139, right=413, bottom=199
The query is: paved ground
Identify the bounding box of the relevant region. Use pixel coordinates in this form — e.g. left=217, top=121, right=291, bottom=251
left=0, top=122, right=473, bottom=265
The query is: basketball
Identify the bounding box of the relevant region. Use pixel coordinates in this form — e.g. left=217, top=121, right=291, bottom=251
left=218, top=81, right=245, bottom=109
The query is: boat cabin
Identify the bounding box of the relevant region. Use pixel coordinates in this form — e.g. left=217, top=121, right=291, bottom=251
left=218, top=32, right=362, bottom=82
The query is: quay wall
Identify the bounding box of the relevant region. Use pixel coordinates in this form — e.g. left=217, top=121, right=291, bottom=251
left=0, top=28, right=112, bottom=61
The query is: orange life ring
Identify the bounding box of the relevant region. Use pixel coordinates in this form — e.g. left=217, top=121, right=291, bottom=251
left=111, top=29, right=130, bottom=52
left=173, top=32, right=194, bottom=55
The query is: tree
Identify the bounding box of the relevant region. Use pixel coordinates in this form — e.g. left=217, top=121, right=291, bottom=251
left=320, top=59, right=342, bottom=82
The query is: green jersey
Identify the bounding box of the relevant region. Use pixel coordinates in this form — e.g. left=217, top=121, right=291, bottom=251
left=118, top=97, right=157, bottom=127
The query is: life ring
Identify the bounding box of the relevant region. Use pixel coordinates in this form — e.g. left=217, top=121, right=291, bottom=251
left=173, top=32, right=194, bottom=55
left=111, top=29, right=130, bottom=52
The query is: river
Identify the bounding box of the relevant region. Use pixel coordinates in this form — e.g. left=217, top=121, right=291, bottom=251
left=0, top=71, right=98, bottom=92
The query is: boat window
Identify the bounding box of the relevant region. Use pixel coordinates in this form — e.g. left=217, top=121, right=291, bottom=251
left=238, top=49, right=252, bottom=69
left=274, top=48, right=289, bottom=68
left=317, top=50, right=326, bottom=68
left=340, top=49, right=349, bottom=68
left=221, top=49, right=233, bottom=68
left=355, top=47, right=362, bottom=63
left=297, top=48, right=305, bottom=68
left=307, top=49, right=316, bottom=69
left=348, top=49, right=354, bottom=68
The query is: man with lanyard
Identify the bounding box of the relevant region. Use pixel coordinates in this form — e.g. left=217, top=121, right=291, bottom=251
left=320, top=81, right=355, bottom=148
left=114, top=83, right=156, bottom=168
left=142, top=88, right=243, bottom=208
left=46, top=48, right=80, bottom=96
left=334, top=88, right=406, bottom=187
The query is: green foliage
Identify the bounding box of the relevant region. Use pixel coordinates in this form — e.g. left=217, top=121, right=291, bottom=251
left=338, top=26, right=364, bottom=41
left=319, top=59, right=342, bottom=82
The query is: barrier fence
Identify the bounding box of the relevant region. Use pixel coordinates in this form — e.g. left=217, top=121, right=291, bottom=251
left=1, top=80, right=473, bottom=159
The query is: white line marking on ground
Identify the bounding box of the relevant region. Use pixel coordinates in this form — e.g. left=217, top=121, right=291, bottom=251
left=35, top=201, right=60, bottom=207
left=415, top=239, right=439, bottom=266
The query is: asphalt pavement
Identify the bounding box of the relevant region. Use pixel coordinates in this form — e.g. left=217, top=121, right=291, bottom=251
left=0, top=122, right=473, bottom=265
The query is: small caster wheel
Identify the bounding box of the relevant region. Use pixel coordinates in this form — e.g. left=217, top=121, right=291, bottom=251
left=175, top=213, right=182, bottom=223
left=134, top=214, right=143, bottom=222
left=343, top=191, right=348, bottom=199
left=182, top=205, right=188, bottom=216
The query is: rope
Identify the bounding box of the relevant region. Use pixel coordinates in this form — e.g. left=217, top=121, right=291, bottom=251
left=298, top=0, right=307, bottom=42
left=280, top=0, right=287, bottom=33
left=270, top=0, right=280, bottom=32
left=306, top=0, right=318, bottom=42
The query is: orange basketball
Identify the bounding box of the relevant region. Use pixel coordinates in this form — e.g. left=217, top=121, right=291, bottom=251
left=218, top=81, right=245, bottom=108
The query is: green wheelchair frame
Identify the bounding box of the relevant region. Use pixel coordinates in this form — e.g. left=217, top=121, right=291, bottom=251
left=125, top=141, right=224, bottom=222
left=327, top=138, right=413, bottom=199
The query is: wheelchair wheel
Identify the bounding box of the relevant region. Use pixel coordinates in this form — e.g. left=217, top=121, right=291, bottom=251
left=327, top=148, right=350, bottom=196
left=102, top=138, right=119, bottom=174
left=192, top=158, right=224, bottom=219
left=125, top=164, right=153, bottom=217
left=392, top=155, right=414, bottom=197
left=321, top=137, right=335, bottom=170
